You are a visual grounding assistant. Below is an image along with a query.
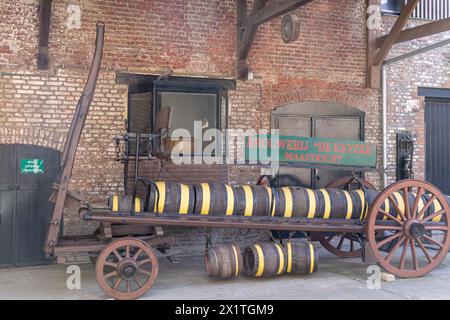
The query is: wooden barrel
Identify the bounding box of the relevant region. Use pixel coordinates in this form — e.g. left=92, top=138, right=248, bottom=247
left=284, top=241, right=318, bottom=274
left=194, top=183, right=272, bottom=216
left=148, top=181, right=195, bottom=214
left=108, top=194, right=143, bottom=213
left=243, top=242, right=287, bottom=277
left=272, top=187, right=376, bottom=220
left=205, top=244, right=242, bottom=279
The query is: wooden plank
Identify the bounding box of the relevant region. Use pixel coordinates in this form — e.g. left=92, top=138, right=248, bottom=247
left=37, top=0, right=52, bottom=70
left=242, top=0, right=314, bottom=29
left=374, top=0, right=420, bottom=66
left=377, top=17, right=450, bottom=48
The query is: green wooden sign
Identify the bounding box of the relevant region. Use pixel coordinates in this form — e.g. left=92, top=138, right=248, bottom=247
left=245, top=135, right=377, bottom=168
left=20, top=159, right=45, bottom=174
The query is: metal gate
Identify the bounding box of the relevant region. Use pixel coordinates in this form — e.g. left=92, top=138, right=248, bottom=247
left=0, top=144, right=60, bottom=267
left=272, top=102, right=365, bottom=188
left=425, top=99, right=450, bottom=194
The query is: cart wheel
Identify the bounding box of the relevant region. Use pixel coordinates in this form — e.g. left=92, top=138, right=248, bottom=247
left=315, top=177, right=375, bottom=258
left=367, top=179, right=450, bottom=278
left=95, top=238, right=159, bottom=300
left=319, top=233, right=362, bottom=258
left=325, top=176, right=376, bottom=191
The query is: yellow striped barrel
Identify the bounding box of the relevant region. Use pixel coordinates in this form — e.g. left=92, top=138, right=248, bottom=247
left=205, top=244, right=242, bottom=279
left=284, top=240, right=318, bottom=275
left=271, top=187, right=378, bottom=220
left=108, top=194, right=143, bottom=213
left=377, top=191, right=447, bottom=222
left=243, top=243, right=287, bottom=277
left=194, top=183, right=272, bottom=216
left=148, top=181, right=195, bottom=214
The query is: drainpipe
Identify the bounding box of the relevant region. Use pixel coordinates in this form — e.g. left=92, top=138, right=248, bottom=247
left=382, top=64, right=388, bottom=188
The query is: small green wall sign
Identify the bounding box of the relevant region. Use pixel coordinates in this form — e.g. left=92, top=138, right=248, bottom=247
left=245, top=135, right=377, bottom=168
left=20, top=159, right=45, bottom=174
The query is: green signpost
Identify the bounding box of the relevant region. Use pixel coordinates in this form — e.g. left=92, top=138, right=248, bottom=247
left=245, top=135, right=377, bottom=168
left=20, top=159, right=45, bottom=174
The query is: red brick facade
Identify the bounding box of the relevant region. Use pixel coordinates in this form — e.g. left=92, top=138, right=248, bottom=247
left=1, top=0, right=449, bottom=250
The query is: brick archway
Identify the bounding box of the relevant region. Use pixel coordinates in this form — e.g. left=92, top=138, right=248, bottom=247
left=0, top=127, right=66, bottom=152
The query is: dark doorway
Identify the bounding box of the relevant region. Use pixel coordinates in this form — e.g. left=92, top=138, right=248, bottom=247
left=0, top=144, right=60, bottom=267
left=425, top=98, right=450, bottom=194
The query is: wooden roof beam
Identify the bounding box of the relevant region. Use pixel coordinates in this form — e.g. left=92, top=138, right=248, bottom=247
left=373, top=0, right=420, bottom=66
left=241, top=0, right=314, bottom=30
left=376, top=17, right=450, bottom=48
left=237, top=0, right=314, bottom=79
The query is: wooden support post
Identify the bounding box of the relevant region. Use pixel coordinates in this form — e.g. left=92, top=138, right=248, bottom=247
left=37, top=0, right=52, bottom=70
left=366, top=0, right=419, bottom=88
left=366, top=0, right=380, bottom=88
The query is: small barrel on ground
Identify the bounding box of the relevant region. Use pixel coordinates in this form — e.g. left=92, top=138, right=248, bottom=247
left=243, top=242, right=287, bottom=277
left=205, top=244, right=242, bottom=279
left=284, top=240, right=318, bottom=274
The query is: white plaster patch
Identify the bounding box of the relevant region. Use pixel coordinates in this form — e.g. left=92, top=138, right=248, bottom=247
left=66, top=4, right=81, bottom=30
left=406, top=99, right=420, bottom=112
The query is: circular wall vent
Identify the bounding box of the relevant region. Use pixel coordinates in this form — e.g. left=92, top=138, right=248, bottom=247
left=281, top=14, right=300, bottom=43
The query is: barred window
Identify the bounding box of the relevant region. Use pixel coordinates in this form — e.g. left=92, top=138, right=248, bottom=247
left=381, top=0, right=450, bottom=20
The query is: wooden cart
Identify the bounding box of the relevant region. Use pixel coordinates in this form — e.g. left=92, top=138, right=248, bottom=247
left=44, top=23, right=450, bottom=300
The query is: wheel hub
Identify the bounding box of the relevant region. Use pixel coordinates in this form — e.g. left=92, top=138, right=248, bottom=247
left=404, top=219, right=426, bottom=239
left=118, top=259, right=138, bottom=280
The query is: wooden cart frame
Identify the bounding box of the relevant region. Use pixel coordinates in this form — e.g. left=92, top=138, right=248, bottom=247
left=44, top=23, right=450, bottom=300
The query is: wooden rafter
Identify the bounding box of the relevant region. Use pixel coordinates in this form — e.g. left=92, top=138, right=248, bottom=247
left=374, top=0, right=420, bottom=66
left=376, top=17, right=450, bottom=48
left=37, top=0, right=52, bottom=70
left=236, top=0, right=314, bottom=79
left=366, top=0, right=419, bottom=88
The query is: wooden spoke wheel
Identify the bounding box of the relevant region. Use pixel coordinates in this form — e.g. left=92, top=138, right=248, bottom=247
left=367, top=179, right=450, bottom=278
left=95, top=238, right=159, bottom=300
left=325, top=176, right=376, bottom=191
left=319, top=233, right=363, bottom=258
left=315, top=176, right=376, bottom=258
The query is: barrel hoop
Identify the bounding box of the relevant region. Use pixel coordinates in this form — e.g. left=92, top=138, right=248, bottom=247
left=243, top=185, right=253, bottom=217
left=308, top=243, right=315, bottom=274
left=225, top=185, right=235, bottom=216
left=179, top=184, right=190, bottom=214
left=156, top=181, right=166, bottom=213
left=275, top=244, right=285, bottom=275
left=319, top=189, right=331, bottom=219
left=282, top=187, right=293, bottom=218
left=286, top=242, right=292, bottom=273
left=356, top=190, right=365, bottom=220
left=112, top=195, right=119, bottom=212
left=270, top=188, right=276, bottom=217
left=432, top=198, right=443, bottom=222
left=200, top=183, right=211, bottom=215
left=266, top=187, right=273, bottom=217
left=306, top=188, right=316, bottom=219
left=393, top=191, right=405, bottom=219
left=231, top=245, right=239, bottom=277
left=134, top=198, right=141, bottom=213
left=343, top=191, right=353, bottom=220
left=254, top=245, right=265, bottom=277
left=383, top=198, right=390, bottom=220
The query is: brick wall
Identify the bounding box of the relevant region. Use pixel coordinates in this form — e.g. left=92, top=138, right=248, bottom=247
left=382, top=15, right=450, bottom=184
left=1, top=0, right=449, bottom=255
